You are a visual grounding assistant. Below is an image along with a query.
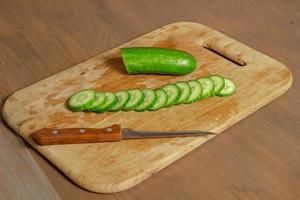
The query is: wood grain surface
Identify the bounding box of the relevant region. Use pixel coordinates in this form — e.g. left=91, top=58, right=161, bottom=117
left=0, top=0, right=299, bottom=199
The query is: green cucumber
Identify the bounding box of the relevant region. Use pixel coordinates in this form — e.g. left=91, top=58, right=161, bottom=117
left=93, top=92, right=117, bottom=112
left=209, top=75, right=225, bottom=95
left=120, top=47, right=197, bottom=75
left=68, top=89, right=96, bottom=111
left=175, top=81, right=192, bottom=105
left=86, top=92, right=106, bottom=111
left=148, top=89, right=168, bottom=111
left=110, top=91, right=130, bottom=111
left=161, top=84, right=181, bottom=107
left=198, top=77, right=214, bottom=98
left=185, top=80, right=202, bottom=103
left=135, top=89, right=157, bottom=111
left=123, top=89, right=145, bottom=110
left=217, top=78, right=236, bottom=97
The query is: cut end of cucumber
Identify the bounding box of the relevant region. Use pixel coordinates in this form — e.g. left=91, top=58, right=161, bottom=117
left=134, top=89, right=157, bottom=111
left=209, top=75, right=225, bottom=95
left=162, top=84, right=180, bottom=107
left=123, top=89, right=145, bottom=111
left=94, top=92, right=117, bottom=112
left=217, top=78, right=236, bottom=97
left=175, top=81, right=192, bottom=105
left=198, top=77, right=214, bottom=99
left=110, top=91, right=130, bottom=111
left=185, top=80, right=202, bottom=104
left=68, top=89, right=96, bottom=111
left=148, top=89, right=168, bottom=111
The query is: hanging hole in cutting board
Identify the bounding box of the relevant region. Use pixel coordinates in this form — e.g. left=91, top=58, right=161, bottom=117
left=202, top=46, right=246, bottom=67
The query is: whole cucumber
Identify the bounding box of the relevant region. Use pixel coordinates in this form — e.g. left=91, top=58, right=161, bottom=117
left=120, top=47, right=197, bottom=75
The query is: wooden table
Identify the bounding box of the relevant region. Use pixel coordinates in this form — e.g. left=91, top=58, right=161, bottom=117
left=0, top=0, right=299, bottom=199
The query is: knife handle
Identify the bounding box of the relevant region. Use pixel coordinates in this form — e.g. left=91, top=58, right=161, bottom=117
left=31, top=124, right=122, bottom=145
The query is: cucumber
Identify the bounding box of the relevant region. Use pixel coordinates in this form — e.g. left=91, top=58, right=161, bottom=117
left=217, top=78, right=236, bottom=97
left=123, top=89, right=145, bottom=110
left=110, top=90, right=130, bottom=111
left=120, top=47, right=197, bottom=75
left=209, top=75, right=225, bottom=95
left=185, top=80, right=202, bottom=103
left=148, top=89, right=168, bottom=111
left=175, top=81, right=192, bottom=105
left=198, top=77, right=214, bottom=98
left=93, top=92, right=117, bottom=112
left=86, top=92, right=106, bottom=111
left=68, top=89, right=96, bottom=111
left=161, top=84, right=181, bottom=107
left=135, top=89, right=157, bottom=111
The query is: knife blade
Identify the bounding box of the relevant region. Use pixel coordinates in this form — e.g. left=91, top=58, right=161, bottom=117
left=31, top=124, right=216, bottom=145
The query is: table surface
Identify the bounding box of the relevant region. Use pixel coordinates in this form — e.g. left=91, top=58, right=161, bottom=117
left=0, top=0, right=299, bottom=199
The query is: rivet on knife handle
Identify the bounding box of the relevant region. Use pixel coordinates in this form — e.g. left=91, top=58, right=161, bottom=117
left=31, top=124, right=122, bottom=145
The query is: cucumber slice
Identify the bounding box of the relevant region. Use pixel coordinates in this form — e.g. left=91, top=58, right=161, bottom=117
left=135, top=89, right=157, bottom=111
left=185, top=80, right=202, bottom=104
left=123, top=89, right=145, bottom=110
left=175, top=81, right=191, bottom=105
left=93, top=92, right=117, bottom=112
left=110, top=90, right=130, bottom=111
left=86, top=92, right=106, bottom=111
left=161, top=84, right=181, bottom=107
left=217, top=78, right=236, bottom=97
left=68, top=89, right=96, bottom=111
left=148, top=89, right=168, bottom=111
left=198, top=77, right=214, bottom=98
left=209, top=75, right=225, bottom=95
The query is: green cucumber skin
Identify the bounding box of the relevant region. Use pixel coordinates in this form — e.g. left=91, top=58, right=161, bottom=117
left=120, top=47, right=197, bottom=75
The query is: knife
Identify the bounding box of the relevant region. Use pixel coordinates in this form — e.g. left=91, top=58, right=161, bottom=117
left=31, top=124, right=216, bottom=145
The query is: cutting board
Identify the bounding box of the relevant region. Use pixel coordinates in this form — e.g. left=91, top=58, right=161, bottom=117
left=2, top=22, right=292, bottom=193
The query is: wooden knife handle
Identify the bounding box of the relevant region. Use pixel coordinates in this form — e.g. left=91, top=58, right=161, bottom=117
left=31, top=124, right=122, bottom=145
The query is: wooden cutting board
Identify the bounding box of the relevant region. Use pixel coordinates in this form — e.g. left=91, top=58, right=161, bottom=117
left=2, top=22, right=292, bottom=193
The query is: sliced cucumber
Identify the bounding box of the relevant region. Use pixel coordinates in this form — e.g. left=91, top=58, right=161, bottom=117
left=217, top=78, right=236, bottom=97
left=185, top=80, right=202, bottom=104
left=135, top=89, right=157, bottom=111
left=123, top=89, right=145, bottom=110
left=110, top=90, right=130, bottom=111
left=68, top=89, right=96, bottom=111
left=148, top=89, right=168, bottom=111
left=161, top=84, right=181, bottom=107
left=198, top=77, right=214, bottom=99
left=209, top=75, right=225, bottom=95
left=86, top=92, right=106, bottom=111
left=93, top=92, right=117, bottom=112
left=175, top=81, right=191, bottom=105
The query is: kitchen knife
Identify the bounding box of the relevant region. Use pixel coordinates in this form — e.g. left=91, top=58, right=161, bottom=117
left=31, top=124, right=216, bottom=145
